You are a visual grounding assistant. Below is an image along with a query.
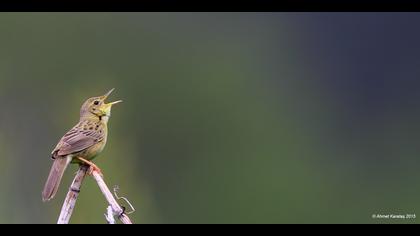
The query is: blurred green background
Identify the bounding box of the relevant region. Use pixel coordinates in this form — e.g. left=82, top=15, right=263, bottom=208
left=1, top=12, right=420, bottom=223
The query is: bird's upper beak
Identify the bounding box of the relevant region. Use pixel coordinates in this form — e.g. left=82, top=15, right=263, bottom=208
left=100, top=88, right=122, bottom=116
left=102, top=88, right=114, bottom=100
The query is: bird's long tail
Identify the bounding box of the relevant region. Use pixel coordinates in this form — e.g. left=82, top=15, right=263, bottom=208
left=42, top=155, right=72, bottom=202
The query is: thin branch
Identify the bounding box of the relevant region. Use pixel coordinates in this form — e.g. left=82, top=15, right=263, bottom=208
left=57, top=165, right=89, bottom=224
left=91, top=171, right=133, bottom=224
left=56, top=164, right=134, bottom=224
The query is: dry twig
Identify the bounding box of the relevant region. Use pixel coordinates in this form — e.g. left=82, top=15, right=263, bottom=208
left=57, top=164, right=133, bottom=224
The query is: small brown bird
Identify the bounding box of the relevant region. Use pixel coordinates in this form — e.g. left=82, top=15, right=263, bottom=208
left=42, top=89, right=122, bottom=202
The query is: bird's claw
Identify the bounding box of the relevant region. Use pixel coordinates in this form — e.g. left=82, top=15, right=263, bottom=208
left=88, top=165, right=103, bottom=177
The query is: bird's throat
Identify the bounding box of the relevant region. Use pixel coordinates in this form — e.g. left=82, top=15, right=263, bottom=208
left=100, top=115, right=109, bottom=124
left=81, top=113, right=109, bottom=124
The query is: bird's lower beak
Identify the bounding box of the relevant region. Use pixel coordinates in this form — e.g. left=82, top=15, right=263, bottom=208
left=100, top=100, right=122, bottom=116
left=108, top=100, right=123, bottom=106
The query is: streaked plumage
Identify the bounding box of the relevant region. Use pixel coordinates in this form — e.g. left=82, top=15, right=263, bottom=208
left=52, top=119, right=106, bottom=160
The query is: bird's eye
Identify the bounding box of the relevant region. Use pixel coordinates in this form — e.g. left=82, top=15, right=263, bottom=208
left=94, top=100, right=99, bottom=105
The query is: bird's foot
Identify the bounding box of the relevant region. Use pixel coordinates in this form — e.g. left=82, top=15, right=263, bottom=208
left=88, top=165, right=103, bottom=177
left=76, top=157, right=103, bottom=177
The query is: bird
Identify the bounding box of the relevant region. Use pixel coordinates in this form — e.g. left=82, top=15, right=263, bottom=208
left=42, top=88, right=122, bottom=202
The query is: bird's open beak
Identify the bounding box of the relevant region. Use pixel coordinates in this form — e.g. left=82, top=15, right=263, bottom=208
left=100, top=88, right=122, bottom=116
left=101, top=88, right=123, bottom=105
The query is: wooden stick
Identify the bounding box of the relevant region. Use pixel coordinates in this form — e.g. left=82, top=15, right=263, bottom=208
left=57, top=165, right=89, bottom=224
left=91, top=170, right=133, bottom=224
left=56, top=165, right=133, bottom=224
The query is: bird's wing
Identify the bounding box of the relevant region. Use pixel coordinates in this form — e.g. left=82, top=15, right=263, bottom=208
left=52, top=122, right=104, bottom=157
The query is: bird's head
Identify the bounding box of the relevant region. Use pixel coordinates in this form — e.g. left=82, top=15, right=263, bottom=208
left=80, top=88, right=122, bottom=120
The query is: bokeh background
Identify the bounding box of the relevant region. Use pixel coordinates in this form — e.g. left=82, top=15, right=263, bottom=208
left=1, top=12, right=420, bottom=223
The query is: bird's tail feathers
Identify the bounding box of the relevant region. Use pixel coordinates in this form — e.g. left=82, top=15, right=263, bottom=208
left=42, top=155, right=72, bottom=202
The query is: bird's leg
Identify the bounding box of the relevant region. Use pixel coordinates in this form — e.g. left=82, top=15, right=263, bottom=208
left=76, top=157, right=103, bottom=176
